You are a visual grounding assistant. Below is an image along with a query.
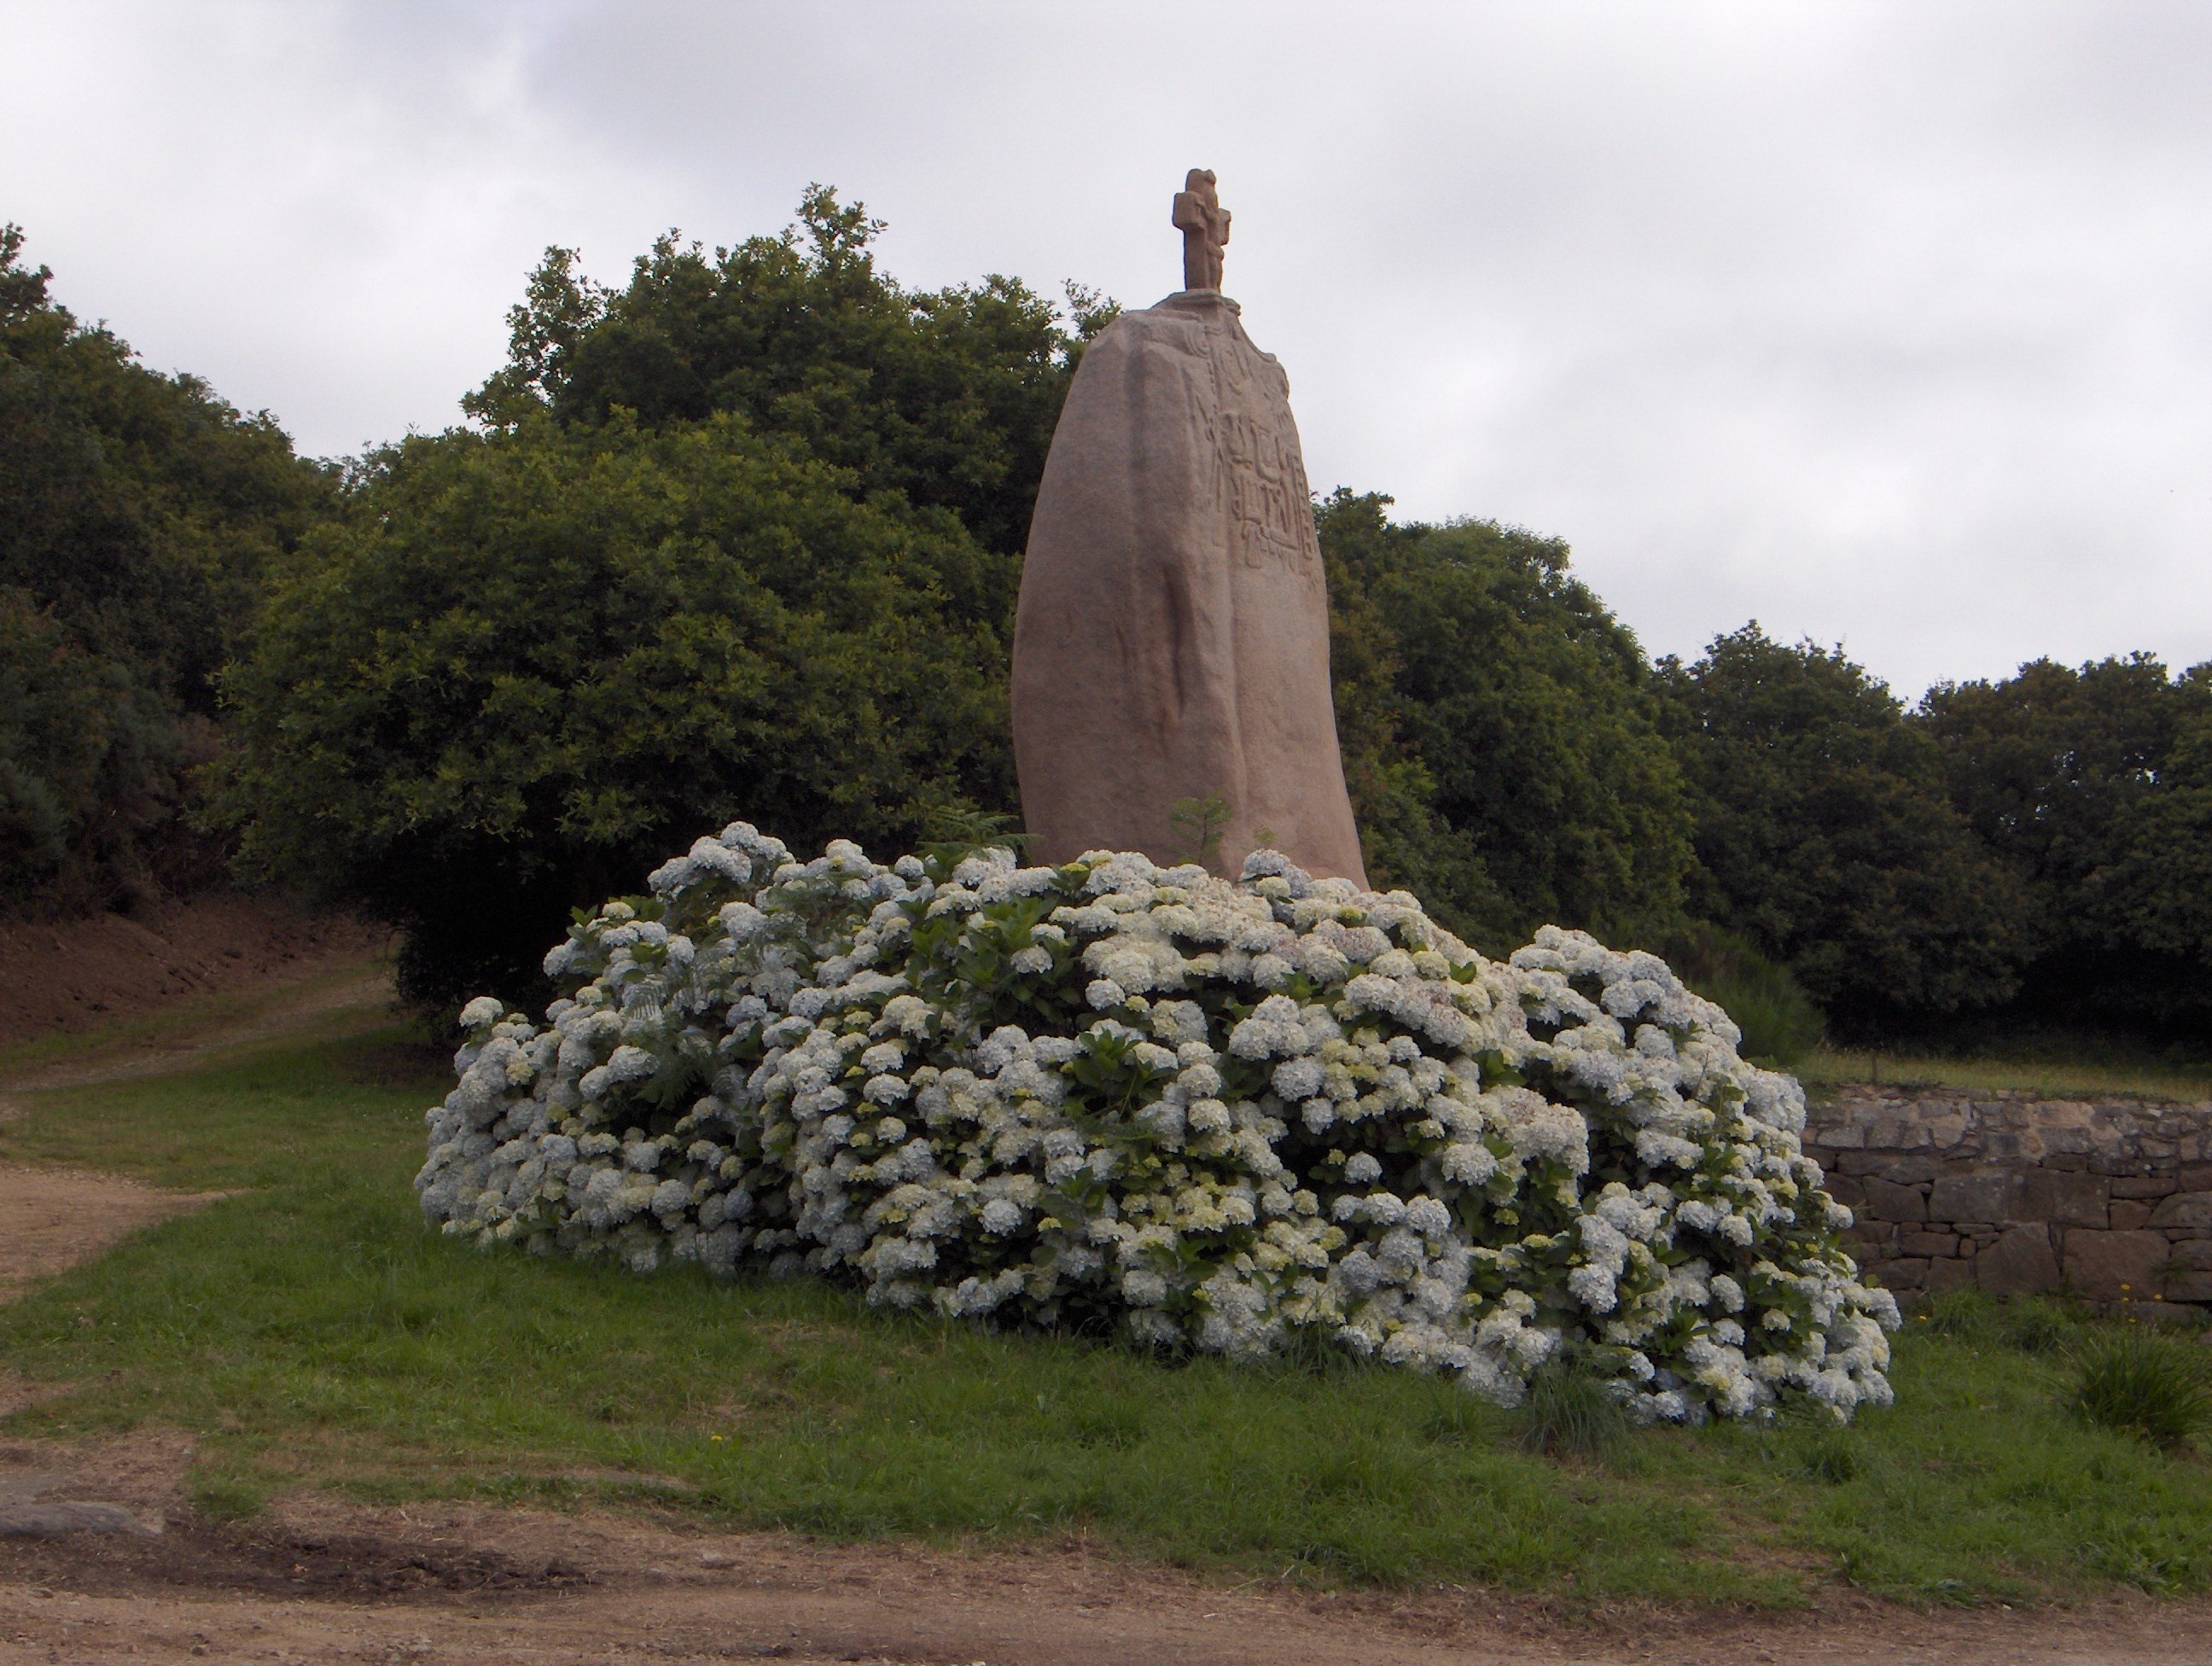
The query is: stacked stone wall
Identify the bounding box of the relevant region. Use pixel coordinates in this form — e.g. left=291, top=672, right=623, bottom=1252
left=1803, top=1086, right=2212, bottom=1300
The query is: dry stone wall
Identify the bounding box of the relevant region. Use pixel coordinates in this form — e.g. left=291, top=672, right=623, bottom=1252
left=1803, top=1086, right=2212, bottom=1302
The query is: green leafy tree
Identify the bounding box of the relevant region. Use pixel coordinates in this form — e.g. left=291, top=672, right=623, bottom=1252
left=212, top=414, right=1019, bottom=1013
left=466, top=186, right=1114, bottom=560
left=0, top=224, right=332, bottom=909
left=215, top=188, right=1119, bottom=1014
left=1317, top=495, right=1507, bottom=939
left=2110, top=673, right=2212, bottom=1022
left=1656, top=625, right=2029, bottom=1026
left=0, top=591, right=174, bottom=894
left=1318, top=491, right=1690, bottom=951
left=1922, top=655, right=2212, bottom=1027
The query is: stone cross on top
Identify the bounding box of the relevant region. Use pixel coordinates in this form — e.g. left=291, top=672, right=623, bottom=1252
left=1173, top=168, right=1231, bottom=292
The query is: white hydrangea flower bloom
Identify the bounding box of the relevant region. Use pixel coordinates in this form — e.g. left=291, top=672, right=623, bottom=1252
left=416, top=835, right=1896, bottom=1424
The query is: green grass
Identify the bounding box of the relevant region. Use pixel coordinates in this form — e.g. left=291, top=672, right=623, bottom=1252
left=1798, top=1044, right=2212, bottom=1103
left=0, top=952, right=394, bottom=1082
left=7, top=1025, right=2212, bottom=1605
left=2071, top=1330, right=2212, bottom=1451
left=1513, top=1359, right=1632, bottom=1460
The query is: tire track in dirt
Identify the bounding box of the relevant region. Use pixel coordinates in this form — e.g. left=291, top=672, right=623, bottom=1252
left=4, top=1490, right=2210, bottom=1665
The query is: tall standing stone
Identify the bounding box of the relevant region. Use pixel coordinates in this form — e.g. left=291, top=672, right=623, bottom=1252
left=1010, top=176, right=1368, bottom=885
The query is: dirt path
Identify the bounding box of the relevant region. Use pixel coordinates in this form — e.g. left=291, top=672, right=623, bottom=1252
left=0, top=962, right=388, bottom=1302
left=0, top=895, right=388, bottom=1054
left=4, top=980, right=2211, bottom=1663
left=3, top=1439, right=2209, bottom=1666
left=0, top=1165, right=223, bottom=1307
left=0, top=961, right=396, bottom=1104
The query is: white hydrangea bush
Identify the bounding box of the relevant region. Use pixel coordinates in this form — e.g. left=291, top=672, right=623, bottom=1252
left=417, top=823, right=1900, bottom=1423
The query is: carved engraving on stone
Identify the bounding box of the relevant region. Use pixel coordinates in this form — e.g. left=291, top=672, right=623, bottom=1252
left=1011, top=242, right=1363, bottom=883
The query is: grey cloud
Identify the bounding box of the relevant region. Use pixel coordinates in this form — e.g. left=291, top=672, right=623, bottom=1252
left=3, top=0, right=2207, bottom=696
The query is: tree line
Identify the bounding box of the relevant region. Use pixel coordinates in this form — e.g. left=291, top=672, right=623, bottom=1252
left=0, top=224, right=333, bottom=911
left=4, top=199, right=2206, bottom=1047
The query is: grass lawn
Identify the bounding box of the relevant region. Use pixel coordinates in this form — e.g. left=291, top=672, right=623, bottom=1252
left=0, top=954, right=392, bottom=1082
left=1798, top=1043, right=2212, bottom=1104
left=5, top=1020, right=2212, bottom=1607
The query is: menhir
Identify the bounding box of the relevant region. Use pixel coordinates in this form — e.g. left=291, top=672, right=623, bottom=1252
left=1012, top=171, right=1367, bottom=886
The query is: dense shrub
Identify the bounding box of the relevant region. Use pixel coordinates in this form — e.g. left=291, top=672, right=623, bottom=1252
left=417, top=830, right=1899, bottom=1422
left=2113, top=694, right=2212, bottom=1027
left=1318, top=491, right=1692, bottom=952
left=1515, top=1358, right=1633, bottom=1456
left=467, top=186, right=1109, bottom=560
left=214, top=416, right=1019, bottom=1013
left=1924, top=655, right=2212, bottom=1031
left=0, top=590, right=186, bottom=903
left=2000, top=1296, right=2078, bottom=1355
left=1657, top=922, right=1826, bottom=1067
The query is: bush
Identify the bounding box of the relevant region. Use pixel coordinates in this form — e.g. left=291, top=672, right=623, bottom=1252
left=2071, top=1330, right=2212, bottom=1450
left=468, top=187, right=1102, bottom=561
left=1656, top=626, right=2031, bottom=1029
left=1784, top=1421, right=1865, bottom=1483
left=1, top=223, right=331, bottom=912
left=1318, top=493, right=1692, bottom=951
left=1924, top=655, right=2212, bottom=1034
left=0, top=591, right=176, bottom=902
left=2000, top=1296, right=2078, bottom=1355
left=215, top=416, right=1018, bottom=1014
left=417, top=831, right=1899, bottom=1422
left=1659, top=922, right=1825, bottom=1066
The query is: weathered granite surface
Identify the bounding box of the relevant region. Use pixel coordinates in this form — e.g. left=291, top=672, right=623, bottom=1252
left=1803, top=1086, right=2212, bottom=1300
left=1010, top=287, right=1367, bottom=885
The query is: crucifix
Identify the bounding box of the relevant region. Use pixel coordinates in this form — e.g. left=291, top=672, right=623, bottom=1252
left=1172, top=168, right=1231, bottom=292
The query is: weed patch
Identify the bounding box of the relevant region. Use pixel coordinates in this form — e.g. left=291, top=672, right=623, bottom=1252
left=1514, top=1360, right=1631, bottom=1460
left=2071, top=1330, right=2212, bottom=1450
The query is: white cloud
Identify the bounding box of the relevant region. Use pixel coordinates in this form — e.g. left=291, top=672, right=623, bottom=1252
left=4, top=0, right=2208, bottom=696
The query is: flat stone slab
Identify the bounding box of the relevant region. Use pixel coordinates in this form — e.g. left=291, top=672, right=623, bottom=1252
left=0, top=1498, right=153, bottom=1535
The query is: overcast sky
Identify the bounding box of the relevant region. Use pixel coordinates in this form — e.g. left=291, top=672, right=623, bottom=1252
left=5, top=2, right=2209, bottom=698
